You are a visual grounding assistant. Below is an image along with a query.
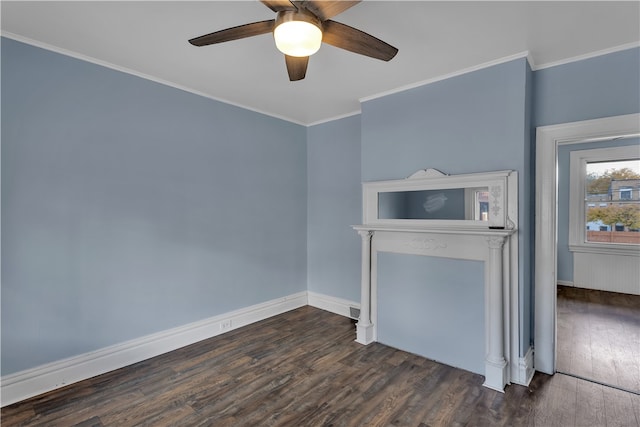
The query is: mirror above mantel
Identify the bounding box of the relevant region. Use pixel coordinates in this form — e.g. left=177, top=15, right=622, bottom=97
left=363, top=168, right=517, bottom=230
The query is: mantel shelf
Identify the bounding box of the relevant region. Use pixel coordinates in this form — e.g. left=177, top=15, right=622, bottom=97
left=353, top=224, right=516, bottom=237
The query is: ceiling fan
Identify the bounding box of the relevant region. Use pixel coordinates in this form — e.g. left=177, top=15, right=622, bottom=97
left=188, top=0, right=398, bottom=81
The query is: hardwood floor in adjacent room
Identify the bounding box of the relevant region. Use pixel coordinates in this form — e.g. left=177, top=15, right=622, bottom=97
left=3, top=305, right=639, bottom=426
left=557, top=285, right=640, bottom=394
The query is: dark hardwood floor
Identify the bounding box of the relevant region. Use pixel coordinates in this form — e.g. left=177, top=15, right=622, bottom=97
left=3, top=305, right=640, bottom=426
left=557, top=285, right=640, bottom=394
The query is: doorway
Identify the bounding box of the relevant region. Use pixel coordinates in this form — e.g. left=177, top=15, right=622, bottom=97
left=534, top=113, right=640, bottom=383
left=555, top=146, right=640, bottom=392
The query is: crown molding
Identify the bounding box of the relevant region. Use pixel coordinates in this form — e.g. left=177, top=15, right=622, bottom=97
left=1, top=32, right=307, bottom=127
left=307, top=110, right=362, bottom=127
left=360, top=51, right=531, bottom=103
left=3, top=31, right=638, bottom=127
left=532, top=41, right=640, bottom=71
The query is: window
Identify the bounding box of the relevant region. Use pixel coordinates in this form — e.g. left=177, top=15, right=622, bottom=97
left=620, top=188, right=632, bottom=200
left=569, top=145, right=640, bottom=255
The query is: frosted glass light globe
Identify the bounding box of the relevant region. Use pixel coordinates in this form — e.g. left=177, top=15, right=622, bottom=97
left=274, top=20, right=322, bottom=57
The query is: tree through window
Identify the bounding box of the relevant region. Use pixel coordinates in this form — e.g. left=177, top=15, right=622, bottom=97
left=585, top=160, right=640, bottom=243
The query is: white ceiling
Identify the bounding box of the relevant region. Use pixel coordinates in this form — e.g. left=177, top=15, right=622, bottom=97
left=2, top=1, right=639, bottom=125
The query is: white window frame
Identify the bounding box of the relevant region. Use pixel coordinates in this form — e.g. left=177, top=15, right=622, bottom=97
left=569, top=145, right=640, bottom=256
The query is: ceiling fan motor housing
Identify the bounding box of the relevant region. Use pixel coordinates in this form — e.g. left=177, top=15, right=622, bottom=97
left=275, top=9, right=323, bottom=32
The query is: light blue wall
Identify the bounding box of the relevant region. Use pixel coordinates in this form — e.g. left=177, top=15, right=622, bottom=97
left=3, top=34, right=638, bottom=380
left=533, top=47, right=640, bottom=284
left=361, top=59, right=529, bottom=181
left=378, top=254, right=485, bottom=374
left=306, top=115, right=361, bottom=302
left=361, top=58, right=530, bottom=370
left=557, top=138, right=640, bottom=282
left=1, top=38, right=307, bottom=375
left=534, top=47, right=640, bottom=127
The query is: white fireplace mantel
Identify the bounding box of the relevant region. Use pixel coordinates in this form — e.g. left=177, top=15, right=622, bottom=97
left=353, top=169, right=522, bottom=392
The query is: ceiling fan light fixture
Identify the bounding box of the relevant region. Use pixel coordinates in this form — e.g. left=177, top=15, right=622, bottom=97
left=189, top=2, right=398, bottom=81
left=274, top=10, right=322, bottom=57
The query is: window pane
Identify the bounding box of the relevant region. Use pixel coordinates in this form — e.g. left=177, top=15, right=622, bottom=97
left=585, top=159, right=640, bottom=244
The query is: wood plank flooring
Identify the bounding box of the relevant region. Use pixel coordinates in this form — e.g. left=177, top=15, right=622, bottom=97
left=557, top=285, right=640, bottom=394
left=3, top=305, right=640, bottom=426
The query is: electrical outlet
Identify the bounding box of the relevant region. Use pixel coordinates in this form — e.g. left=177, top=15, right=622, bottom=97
left=220, top=319, right=232, bottom=331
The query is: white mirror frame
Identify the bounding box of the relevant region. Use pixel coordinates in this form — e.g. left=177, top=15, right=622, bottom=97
left=534, top=113, right=640, bottom=374
left=363, top=168, right=517, bottom=229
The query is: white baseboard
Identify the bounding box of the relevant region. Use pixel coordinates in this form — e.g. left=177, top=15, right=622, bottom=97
left=1, top=291, right=307, bottom=407
left=557, top=280, right=574, bottom=287
left=307, top=291, right=359, bottom=318
left=513, top=346, right=535, bottom=387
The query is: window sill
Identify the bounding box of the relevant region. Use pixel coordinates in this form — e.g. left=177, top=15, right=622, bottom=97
left=569, top=243, right=640, bottom=257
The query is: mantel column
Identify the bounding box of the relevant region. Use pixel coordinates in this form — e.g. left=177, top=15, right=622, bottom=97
left=484, top=235, right=508, bottom=392
left=356, top=229, right=374, bottom=345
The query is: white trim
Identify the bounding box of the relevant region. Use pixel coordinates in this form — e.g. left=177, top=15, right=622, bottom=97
left=0, top=32, right=306, bottom=127
left=307, top=110, right=361, bottom=127
left=353, top=224, right=517, bottom=392
left=354, top=169, right=519, bottom=392
left=569, top=244, right=640, bottom=257
left=557, top=280, right=574, bottom=287
left=0, top=291, right=307, bottom=407
left=532, top=41, right=640, bottom=71
left=5, top=30, right=638, bottom=127
left=514, top=347, right=535, bottom=387
left=307, top=291, right=360, bottom=318
left=534, top=113, right=640, bottom=375
left=362, top=169, right=515, bottom=230
left=359, top=51, right=530, bottom=103
left=4, top=31, right=527, bottom=125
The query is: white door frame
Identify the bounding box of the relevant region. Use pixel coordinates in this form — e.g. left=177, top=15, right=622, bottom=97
left=534, top=113, right=640, bottom=374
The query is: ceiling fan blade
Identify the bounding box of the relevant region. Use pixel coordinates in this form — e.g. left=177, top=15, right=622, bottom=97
left=322, top=20, right=398, bottom=61
left=261, top=0, right=297, bottom=12
left=294, top=1, right=360, bottom=21
left=285, top=55, right=309, bottom=81
left=189, top=20, right=275, bottom=46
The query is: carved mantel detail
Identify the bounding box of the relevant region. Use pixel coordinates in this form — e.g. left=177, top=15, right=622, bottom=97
left=487, top=235, right=506, bottom=249
left=357, top=229, right=374, bottom=240
left=405, top=237, right=447, bottom=251
left=490, top=185, right=502, bottom=217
